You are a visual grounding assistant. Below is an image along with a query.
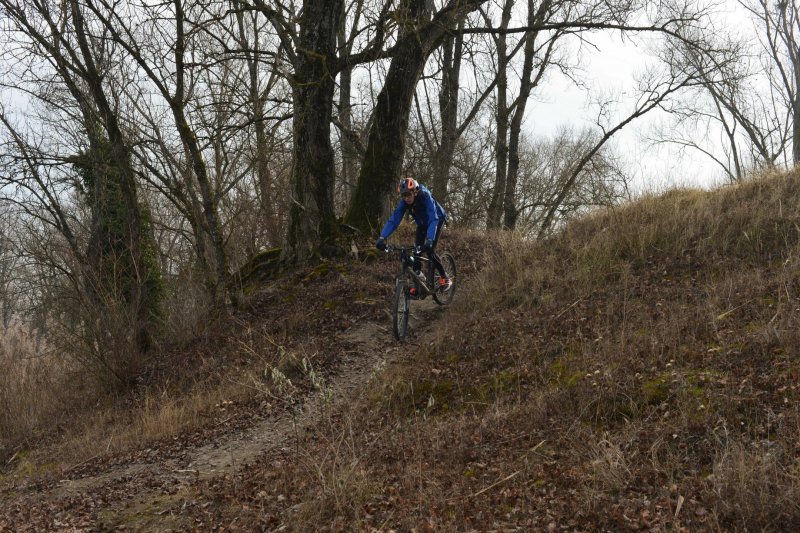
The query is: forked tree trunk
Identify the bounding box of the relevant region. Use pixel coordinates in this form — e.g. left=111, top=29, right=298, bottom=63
left=345, top=0, right=485, bottom=234
left=486, top=1, right=513, bottom=230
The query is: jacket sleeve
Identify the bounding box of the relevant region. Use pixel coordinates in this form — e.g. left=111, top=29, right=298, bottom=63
left=380, top=201, right=407, bottom=239
left=423, top=192, right=439, bottom=241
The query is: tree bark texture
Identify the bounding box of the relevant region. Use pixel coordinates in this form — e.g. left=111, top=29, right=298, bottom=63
left=286, top=0, right=344, bottom=262
left=431, top=27, right=463, bottom=206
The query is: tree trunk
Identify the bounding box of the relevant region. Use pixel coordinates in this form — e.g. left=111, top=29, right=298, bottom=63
left=486, top=1, right=513, bottom=230
left=285, top=0, right=344, bottom=262
left=70, top=0, right=161, bottom=356
left=344, top=0, right=485, bottom=233
left=337, top=1, right=359, bottom=206
left=172, top=0, right=232, bottom=308
left=237, top=7, right=280, bottom=246
left=344, top=31, right=427, bottom=230
left=504, top=0, right=553, bottom=230
left=431, top=26, right=463, bottom=205
left=793, top=89, right=800, bottom=167
left=338, top=67, right=358, bottom=205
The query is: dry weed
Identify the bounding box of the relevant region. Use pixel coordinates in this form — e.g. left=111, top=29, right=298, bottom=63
left=0, top=320, right=75, bottom=452
left=588, top=434, right=633, bottom=492
left=710, top=440, right=800, bottom=529
left=292, top=415, right=375, bottom=528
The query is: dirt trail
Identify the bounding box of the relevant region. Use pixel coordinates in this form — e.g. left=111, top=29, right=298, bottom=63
left=9, top=297, right=446, bottom=529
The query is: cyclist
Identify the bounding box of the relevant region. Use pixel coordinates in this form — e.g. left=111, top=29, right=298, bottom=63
left=376, top=176, right=451, bottom=290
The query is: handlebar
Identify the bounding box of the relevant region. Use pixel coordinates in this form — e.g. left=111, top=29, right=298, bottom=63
left=384, top=244, right=420, bottom=254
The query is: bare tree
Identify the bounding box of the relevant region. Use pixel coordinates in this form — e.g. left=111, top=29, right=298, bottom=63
left=232, top=0, right=292, bottom=248
left=430, top=20, right=465, bottom=205
left=742, top=0, right=800, bottom=166
left=652, top=0, right=799, bottom=180
left=249, top=0, right=354, bottom=261
left=502, top=0, right=560, bottom=230
left=0, top=208, right=17, bottom=327
left=78, top=0, right=236, bottom=307
left=344, top=0, right=488, bottom=235
left=513, top=127, right=628, bottom=234
left=654, top=28, right=788, bottom=181
left=537, top=57, right=705, bottom=238
left=0, top=0, right=163, bottom=365
left=482, top=0, right=709, bottom=231
left=335, top=0, right=368, bottom=207
left=440, top=121, right=497, bottom=227
left=485, top=0, right=514, bottom=230
left=411, top=15, right=507, bottom=207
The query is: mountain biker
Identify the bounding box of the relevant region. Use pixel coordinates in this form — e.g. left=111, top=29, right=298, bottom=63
left=376, top=176, right=451, bottom=290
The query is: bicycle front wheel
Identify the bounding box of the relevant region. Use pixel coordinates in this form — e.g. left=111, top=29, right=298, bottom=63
left=392, top=281, right=410, bottom=340
left=433, top=253, right=457, bottom=305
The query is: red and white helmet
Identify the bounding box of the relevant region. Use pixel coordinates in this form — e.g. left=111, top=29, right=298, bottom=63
left=397, top=176, right=418, bottom=195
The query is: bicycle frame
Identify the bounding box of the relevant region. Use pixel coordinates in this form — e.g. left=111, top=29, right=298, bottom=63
left=385, top=243, right=457, bottom=341
left=390, top=245, right=435, bottom=298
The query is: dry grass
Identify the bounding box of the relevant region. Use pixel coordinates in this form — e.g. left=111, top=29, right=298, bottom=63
left=0, top=320, right=80, bottom=451
left=8, top=170, right=800, bottom=530
left=0, top=234, right=412, bottom=476
left=55, top=378, right=251, bottom=463
left=193, top=170, right=800, bottom=530
left=711, top=439, right=800, bottom=528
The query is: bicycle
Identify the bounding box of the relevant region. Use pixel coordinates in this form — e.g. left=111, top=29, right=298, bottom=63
left=385, top=244, right=457, bottom=341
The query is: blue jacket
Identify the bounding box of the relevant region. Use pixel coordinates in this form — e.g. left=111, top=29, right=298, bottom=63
left=380, top=184, right=446, bottom=241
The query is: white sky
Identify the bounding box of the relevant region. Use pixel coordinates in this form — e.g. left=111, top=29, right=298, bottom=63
left=528, top=33, right=719, bottom=194
left=525, top=1, right=755, bottom=195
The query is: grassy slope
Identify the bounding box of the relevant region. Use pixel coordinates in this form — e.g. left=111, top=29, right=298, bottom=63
left=198, top=170, right=800, bottom=531
left=0, top=225, right=493, bottom=529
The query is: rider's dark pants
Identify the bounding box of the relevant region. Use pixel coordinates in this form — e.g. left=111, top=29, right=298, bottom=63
left=415, top=219, right=446, bottom=279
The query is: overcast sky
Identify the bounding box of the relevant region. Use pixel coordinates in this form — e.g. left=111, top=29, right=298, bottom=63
left=526, top=0, right=754, bottom=195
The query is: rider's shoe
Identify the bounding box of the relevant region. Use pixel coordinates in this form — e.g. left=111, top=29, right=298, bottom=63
left=439, top=276, right=452, bottom=291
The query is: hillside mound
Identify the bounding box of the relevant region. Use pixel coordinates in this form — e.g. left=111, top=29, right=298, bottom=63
left=6, top=172, right=800, bottom=530
left=0, top=226, right=490, bottom=529
left=191, top=171, right=800, bottom=531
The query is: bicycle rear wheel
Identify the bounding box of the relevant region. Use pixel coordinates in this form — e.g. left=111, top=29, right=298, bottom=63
left=392, top=281, right=410, bottom=340
left=433, top=253, right=457, bottom=305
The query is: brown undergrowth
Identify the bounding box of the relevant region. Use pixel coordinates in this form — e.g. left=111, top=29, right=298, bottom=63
left=6, top=170, right=800, bottom=530
left=194, top=170, right=800, bottom=531
left=0, top=224, right=490, bottom=529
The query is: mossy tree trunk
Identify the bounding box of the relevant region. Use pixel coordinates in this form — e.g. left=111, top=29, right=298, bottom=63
left=72, top=141, right=163, bottom=357
left=70, top=0, right=162, bottom=360
left=284, top=0, right=344, bottom=263
left=82, top=0, right=232, bottom=309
